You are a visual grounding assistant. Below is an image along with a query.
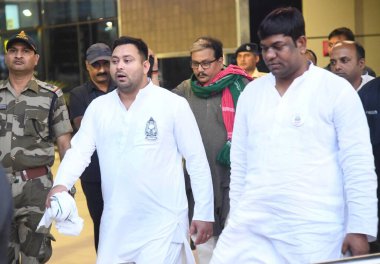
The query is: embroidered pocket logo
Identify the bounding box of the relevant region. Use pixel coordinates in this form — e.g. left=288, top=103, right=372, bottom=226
left=145, top=117, right=158, bottom=140
left=292, top=113, right=304, bottom=127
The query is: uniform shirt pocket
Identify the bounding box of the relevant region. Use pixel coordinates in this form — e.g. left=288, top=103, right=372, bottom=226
left=24, top=109, right=49, bottom=138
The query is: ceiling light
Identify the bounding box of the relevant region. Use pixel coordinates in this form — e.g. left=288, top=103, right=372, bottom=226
left=23, top=9, right=32, bottom=17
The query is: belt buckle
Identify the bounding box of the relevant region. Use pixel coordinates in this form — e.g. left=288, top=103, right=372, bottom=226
left=21, top=170, right=29, bottom=181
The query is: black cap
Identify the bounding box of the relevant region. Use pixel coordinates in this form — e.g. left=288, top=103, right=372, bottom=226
left=86, top=43, right=112, bottom=64
left=235, top=43, right=259, bottom=56
left=6, top=31, right=37, bottom=53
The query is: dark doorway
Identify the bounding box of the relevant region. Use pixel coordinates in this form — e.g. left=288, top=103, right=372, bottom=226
left=160, top=57, right=192, bottom=90
left=250, top=0, right=303, bottom=43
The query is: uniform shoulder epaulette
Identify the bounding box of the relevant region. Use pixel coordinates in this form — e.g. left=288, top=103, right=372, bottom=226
left=36, top=79, right=63, bottom=97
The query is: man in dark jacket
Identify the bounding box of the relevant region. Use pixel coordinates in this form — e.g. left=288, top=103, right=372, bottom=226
left=325, top=27, right=376, bottom=77
left=69, top=43, right=116, bottom=251
left=358, top=77, right=380, bottom=253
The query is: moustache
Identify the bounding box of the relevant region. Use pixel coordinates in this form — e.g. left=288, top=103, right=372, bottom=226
left=197, top=73, right=208, bottom=78
left=96, top=72, right=108, bottom=77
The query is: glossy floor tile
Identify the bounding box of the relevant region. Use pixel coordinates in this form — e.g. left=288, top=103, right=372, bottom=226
left=49, top=154, right=96, bottom=263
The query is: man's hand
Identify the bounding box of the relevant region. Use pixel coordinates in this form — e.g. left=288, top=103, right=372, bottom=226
left=189, top=220, right=213, bottom=245
left=45, top=185, right=68, bottom=208
left=342, top=233, right=369, bottom=256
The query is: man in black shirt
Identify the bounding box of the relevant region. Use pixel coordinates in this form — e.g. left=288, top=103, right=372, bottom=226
left=69, top=43, right=116, bottom=252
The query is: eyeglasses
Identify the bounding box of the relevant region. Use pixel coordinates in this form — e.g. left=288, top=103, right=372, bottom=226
left=91, top=60, right=110, bottom=70
left=190, top=58, right=218, bottom=69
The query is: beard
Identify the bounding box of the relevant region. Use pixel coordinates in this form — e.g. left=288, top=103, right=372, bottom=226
left=115, top=79, right=134, bottom=94
left=114, top=73, right=146, bottom=95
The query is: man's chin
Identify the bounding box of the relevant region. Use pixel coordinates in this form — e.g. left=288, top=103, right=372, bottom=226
left=334, top=73, right=347, bottom=78
left=94, top=77, right=109, bottom=83
left=269, top=69, right=280, bottom=75
left=196, top=76, right=209, bottom=84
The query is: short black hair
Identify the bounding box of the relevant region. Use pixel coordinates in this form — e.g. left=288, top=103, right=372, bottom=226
left=354, top=42, right=365, bottom=59
left=112, top=36, right=148, bottom=61
left=306, top=49, right=317, bottom=64
left=328, top=27, right=355, bottom=41
left=258, top=7, right=305, bottom=44
left=190, top=36, right=223, bottom=60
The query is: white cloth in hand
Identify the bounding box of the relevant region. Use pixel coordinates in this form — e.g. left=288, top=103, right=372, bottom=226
left=37, top=191, right=84, bottom=236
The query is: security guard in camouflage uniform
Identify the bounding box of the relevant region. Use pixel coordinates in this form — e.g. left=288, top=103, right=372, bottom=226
left=0, top=31, right=72, bottom=263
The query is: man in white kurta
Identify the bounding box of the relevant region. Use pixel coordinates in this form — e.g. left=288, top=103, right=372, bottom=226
left=47, top=36, right=214, bottom=264
left=211, top=7, right=377, bottom=264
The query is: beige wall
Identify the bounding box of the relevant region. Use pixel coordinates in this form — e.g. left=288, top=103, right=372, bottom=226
left=117, top=0, right=379, bottom=73
left=118, top=0, right=250, bottom=57
left=303, top=0, right=380, bottom=74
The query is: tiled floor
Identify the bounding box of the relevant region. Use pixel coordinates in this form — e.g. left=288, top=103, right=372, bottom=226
left=48, top=154, right=96, bottom=264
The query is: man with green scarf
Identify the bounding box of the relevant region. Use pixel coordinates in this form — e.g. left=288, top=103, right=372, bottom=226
left=172, top=36, right=252, bottom=264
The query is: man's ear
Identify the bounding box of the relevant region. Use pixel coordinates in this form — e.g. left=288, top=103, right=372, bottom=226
left=85, top=61, right=91, bottom=71
left=217, top=57, right=224, bottom=69
left=143, top=58, right=150, bottom=75
left=297, top=35, right=307, bottom=54
left=34, top=54, right=40, bottom=66
left=358, top=58, right=365, bottom=70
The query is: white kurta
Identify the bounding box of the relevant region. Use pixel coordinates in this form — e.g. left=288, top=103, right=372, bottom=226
left=53, top=82, right=214, bottom=263
left=212, top=64, right=377, bottom=263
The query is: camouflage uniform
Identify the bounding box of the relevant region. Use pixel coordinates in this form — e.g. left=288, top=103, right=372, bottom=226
left=0, top=78, right=72, bottom=263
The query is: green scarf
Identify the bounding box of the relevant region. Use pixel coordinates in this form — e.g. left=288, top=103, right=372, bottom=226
left=190, top=71, right=248, bottom=166
left=190, top=73, right=246, bottom=106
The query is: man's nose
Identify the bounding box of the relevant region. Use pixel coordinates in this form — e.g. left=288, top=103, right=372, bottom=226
left=195, top=64, right=204, bottom=71
left=14, top=50, right=23, bottom=57
left=333, top=62, right=342, bottom=71
left=115, top=62, right=123, bottom=70
left=264, top=49, right=276, bottom=60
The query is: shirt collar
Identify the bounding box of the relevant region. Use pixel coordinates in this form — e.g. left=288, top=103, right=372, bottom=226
left=88, top=80, right=117, bottom=93
left=0, top=77, right=39, bottom=93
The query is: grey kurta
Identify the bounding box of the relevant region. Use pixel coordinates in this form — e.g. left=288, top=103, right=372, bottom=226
left=173, top=79, right=230, bottom=236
